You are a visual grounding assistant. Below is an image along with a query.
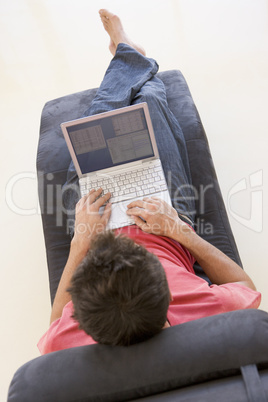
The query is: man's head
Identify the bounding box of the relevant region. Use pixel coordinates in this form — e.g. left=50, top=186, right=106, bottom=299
left=68, top=231, right=170, bottom=346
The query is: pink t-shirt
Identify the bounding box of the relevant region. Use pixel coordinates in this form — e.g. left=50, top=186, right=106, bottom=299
left=38, top=226, right=261, bottom=354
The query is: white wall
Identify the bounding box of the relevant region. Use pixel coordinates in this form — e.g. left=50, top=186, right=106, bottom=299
left=1, top=0, right=268, bottom=399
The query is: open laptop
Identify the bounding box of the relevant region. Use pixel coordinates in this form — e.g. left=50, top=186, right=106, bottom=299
left=61, top=102, right=171, bottom=229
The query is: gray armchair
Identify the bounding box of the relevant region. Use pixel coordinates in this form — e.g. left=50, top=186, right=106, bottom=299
left=8, top=70, right=268, bottom=402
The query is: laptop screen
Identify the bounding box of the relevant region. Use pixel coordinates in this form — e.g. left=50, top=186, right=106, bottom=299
left=66, top=108, right=154, bottom=174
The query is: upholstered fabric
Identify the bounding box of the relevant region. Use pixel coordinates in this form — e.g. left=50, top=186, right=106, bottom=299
left=8, top=309, right=268, bottom=402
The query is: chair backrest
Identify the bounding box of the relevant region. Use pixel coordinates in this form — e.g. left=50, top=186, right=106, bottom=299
left=8, top=309, right=268, bottom=402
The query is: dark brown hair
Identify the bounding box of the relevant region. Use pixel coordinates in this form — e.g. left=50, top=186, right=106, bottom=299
left=68, top=231, right=170, bottom=346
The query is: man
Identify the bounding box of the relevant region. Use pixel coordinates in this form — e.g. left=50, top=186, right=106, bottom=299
left=38, top=10, right=260, bottom=354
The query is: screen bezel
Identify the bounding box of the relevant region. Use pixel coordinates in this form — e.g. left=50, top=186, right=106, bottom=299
left=61, top=102, right=159, bottom=178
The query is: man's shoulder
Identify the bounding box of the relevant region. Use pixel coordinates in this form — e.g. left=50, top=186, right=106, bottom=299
left=38, top=301, right=96, bottom=355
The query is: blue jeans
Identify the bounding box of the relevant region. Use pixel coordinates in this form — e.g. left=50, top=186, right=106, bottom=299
left=63, top=43, right=195, bottom=229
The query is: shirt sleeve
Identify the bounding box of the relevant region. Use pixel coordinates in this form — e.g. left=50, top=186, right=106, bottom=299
left=210, top=282, right=261, bottom=312
left=37, top=301, right=96, bottom=355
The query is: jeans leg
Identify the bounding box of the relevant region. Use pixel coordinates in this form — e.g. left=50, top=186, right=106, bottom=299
left=82, top=43, right=159, bottom=116
left=132, top=76, right=195, bottom=224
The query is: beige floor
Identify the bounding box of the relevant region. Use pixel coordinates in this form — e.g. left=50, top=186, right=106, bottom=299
left=1, top=0, right=268, bottom=399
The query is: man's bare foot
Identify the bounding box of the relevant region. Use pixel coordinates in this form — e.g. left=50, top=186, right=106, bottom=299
left=99, top=9, right=146, bottom=57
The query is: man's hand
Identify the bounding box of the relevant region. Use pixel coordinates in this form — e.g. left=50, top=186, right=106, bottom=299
left=73, top=188, right=112, bottom=254
left=127, top=196, right=256, bottom=291
left=126, top=197, right=187, bottom=237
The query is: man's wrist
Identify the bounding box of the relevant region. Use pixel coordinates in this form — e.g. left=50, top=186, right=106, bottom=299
left=166, top=218, right=195, bottom=245
left=70, top=237, right=91, bottom=261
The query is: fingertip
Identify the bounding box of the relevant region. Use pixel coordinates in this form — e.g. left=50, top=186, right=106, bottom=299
left=103, top=201, right=111, bottom=210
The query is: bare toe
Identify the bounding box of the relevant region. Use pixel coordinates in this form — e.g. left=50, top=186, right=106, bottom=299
left=99, top=9, right=114, bottom=20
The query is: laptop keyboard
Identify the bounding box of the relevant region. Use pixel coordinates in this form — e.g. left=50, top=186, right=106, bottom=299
left=80, top=161, right=167, bottom=203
